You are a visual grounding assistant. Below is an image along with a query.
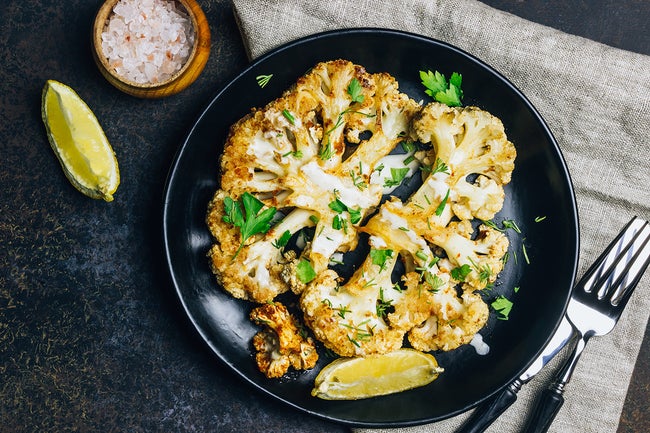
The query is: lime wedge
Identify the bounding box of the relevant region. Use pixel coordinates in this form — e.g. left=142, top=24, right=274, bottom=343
left=312, top=348, right=444, bottom=400
left=41, top=80, right=120, bottom=201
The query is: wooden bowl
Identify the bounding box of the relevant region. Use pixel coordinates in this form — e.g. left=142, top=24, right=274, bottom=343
left=92, top=0, right=211, bottom=98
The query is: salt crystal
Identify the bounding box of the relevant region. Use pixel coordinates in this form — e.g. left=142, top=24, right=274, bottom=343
left=101, top=0, right=195, bottom=85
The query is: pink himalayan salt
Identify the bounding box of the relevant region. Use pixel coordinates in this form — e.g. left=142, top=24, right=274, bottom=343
left=101, top=0, right=195, bottom=85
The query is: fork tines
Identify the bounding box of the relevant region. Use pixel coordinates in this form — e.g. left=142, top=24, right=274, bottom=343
left=578, top=216, right=650, bottom=306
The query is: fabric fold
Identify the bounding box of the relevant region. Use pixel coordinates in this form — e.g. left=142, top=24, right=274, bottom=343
left=230, top=1, right=650, bottom=432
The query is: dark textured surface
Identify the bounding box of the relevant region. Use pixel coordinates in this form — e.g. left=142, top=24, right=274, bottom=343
left=0, top=1, right=647, bottom=432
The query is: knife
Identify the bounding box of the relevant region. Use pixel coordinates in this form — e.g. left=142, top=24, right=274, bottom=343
left=456, top=317, right=575, bottom=433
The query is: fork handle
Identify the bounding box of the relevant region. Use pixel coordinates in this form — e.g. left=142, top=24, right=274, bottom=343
left=456, top=380, right=522, bottom=433
left=522, top=337, right=587, bottom=433
left=521, top=388, right=564, bottom=433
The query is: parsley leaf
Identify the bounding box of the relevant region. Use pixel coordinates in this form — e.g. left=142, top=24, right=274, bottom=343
left=222, top=192, right=277, bottom=259
left=383, top=167, right=410, bottom=188
left=491, top=296, right=513, bottom=320
left=451, top=264, right=472, bottom=281
left=328, top=198, right=347, bottom=214
left=347, top=78, right=364, bottom=103
left=272, top=230, right=292, bottom=249
left=348, top=207, right=362, bottom=224
left=296, top=259, right=317, bottom=284
left=419, top=70, right=463, bottom=107
left=370, top=249, right=393, bottom=271
left=329, top=198, right=362, bottom=227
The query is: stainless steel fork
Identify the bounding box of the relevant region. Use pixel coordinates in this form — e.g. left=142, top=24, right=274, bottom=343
left=522, top=216, right=650, bottom=433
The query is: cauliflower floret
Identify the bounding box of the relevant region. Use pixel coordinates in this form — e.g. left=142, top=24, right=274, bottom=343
left=250, top=302, right=318, bottom=378
left=424, top=220, right=509, bottom=291
left=408, top=289, right=489, bottom=352
left=411, top=102, right=516, bottom=222
left=208, top=60, right=420, bottom=300
left=206, top=196, right=315, bottom=302
left=300, top=203, right=450, bottom=357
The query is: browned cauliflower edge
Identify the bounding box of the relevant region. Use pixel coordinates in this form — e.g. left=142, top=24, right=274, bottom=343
left=249, top=302, right=318, bottom=378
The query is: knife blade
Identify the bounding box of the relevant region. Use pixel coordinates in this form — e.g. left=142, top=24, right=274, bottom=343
left=456, top=317, right=575, bottom=433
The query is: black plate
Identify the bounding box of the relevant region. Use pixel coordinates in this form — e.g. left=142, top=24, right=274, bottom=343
left=162, top=28, right=579, bottom=427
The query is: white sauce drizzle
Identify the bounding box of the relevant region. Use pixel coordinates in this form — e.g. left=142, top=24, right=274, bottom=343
left=300, top=161, right=376, bottom=208
left=470, top=333, right=490, bottom=356
left=369, top=153, right=421, bottom=195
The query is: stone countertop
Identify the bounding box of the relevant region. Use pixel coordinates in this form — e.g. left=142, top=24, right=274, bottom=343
left=0, top=0, right=647, bottom=432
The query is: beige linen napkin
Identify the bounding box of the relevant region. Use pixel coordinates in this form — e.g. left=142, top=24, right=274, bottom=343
left=231, top=1, right=650, bottom=432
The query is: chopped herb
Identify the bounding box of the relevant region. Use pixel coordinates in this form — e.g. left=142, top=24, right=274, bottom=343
left=328, top=198, right=347, bottom=214
left=272, top=230, right=291, bottom=249
left=431, top=158, right=450, bottom=175
left=329, top=198, right=362, bottom=225
left=281, top=109, right=295, bottom=125
left=384, top=167, right=410, bottom=188
left=347, top=207, right=362, bottom=224
left=399, top=226, right=410, bottom=232
left=419, top=70, right=464, bottom=107
left=502, top=219, right=521, bottom=233
left=469, top=257, right=493, bottom=284
left=403, top=154, right=416, bottom=165
left=434, top=189, right=450, bottom=216
left=347, top=78, right=365, bottom=103
left=309, top=215, right=320, bottom=224
left=534, top=216, right=547, bottom=222
left=415, top=250, right=429, bottom=261
left=333, top=304, right=352, bottom=319
left=332, top=214, right=346, bottom=232
left=296, top=259, right=317, bottom=283
left=341, top=320, right=374, bottom=345
left=376, top=287, right=394, bottom=319
left=362, top=278, right=376, bottom=288
left=255, top=74, right=273, bottom=88
left=401, top=141, right=416, bottom=153
left=491, top=296, right=513, bottom=320
left=451, top=264, right=472, bottom=281
left=318, top=141, right=333, bottom=160
left=222, top=192, right=276, bottom=259
left=424, top=271, right=445, bottom=292
left=347, top=335, right=361, bottom=347
left=375, top=163, right=385, bottom=174
left=514, top=286, right=520, bottom=293
left=482, top=219, right=502, bottom=231
left=522, top=242, right=531, bottom=264
left=370, top=249, right=393, bottom=270
left=282, top=149, right=303, bottom=158
left=350, top=169, right=367, bottom=190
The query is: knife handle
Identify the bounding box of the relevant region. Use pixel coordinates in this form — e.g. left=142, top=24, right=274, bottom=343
left=521, top=388, right=565, bottom=433
left=456, top=380, right=521, bottom=433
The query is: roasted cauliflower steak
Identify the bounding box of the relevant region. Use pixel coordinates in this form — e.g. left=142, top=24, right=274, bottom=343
left=205, top=60, right=517, bottom=377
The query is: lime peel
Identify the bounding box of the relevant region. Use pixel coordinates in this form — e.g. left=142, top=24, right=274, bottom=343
left=41, top=80, right=120, bottom=201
